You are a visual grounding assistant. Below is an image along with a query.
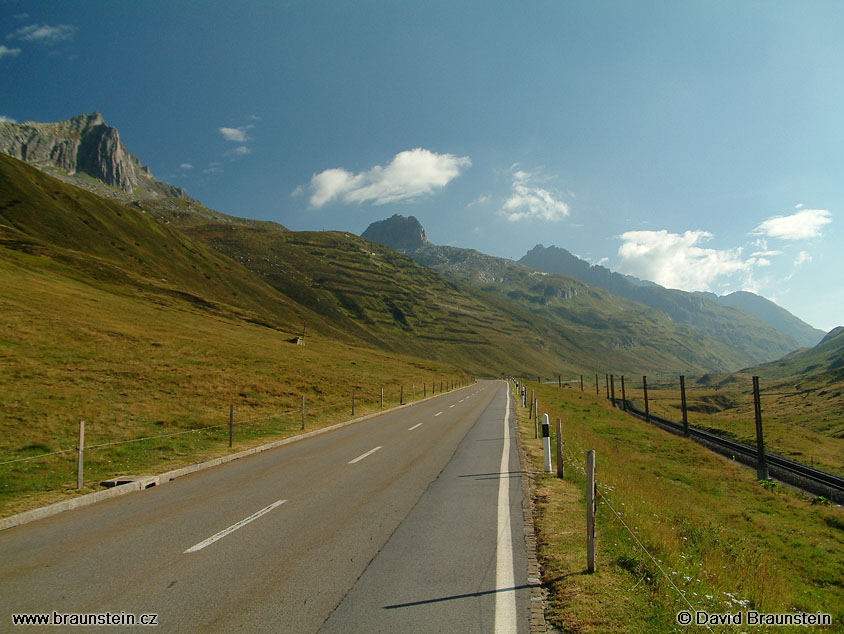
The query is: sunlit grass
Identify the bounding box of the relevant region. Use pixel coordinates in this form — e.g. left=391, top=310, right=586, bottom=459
left=517, top=381, right=844, bottom=633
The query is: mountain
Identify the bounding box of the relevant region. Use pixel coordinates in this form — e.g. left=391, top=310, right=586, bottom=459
left=715, top=291, right=824, bottom=348
left=0, top=112, right=191, bottom=201
left=519, top=243, right=810, bottom=362
left=359, top=216, right=784, bottom=373
left=361, top=214, right=429, bottom=251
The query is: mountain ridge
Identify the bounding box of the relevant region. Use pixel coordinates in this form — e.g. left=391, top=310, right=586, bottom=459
left=0, top=112, right=192, bottom=201
left=519, top=243, right=824, bottom=349
left=362, top=216, right=813, bottom=367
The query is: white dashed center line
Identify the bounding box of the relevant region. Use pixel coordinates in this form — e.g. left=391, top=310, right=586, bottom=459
left=408, top=423, right=423, bottom=431
left=184, top=500, right=287, bottom=554
left=348, top=446, right=382, bottom=464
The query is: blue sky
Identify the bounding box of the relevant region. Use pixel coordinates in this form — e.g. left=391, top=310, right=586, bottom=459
left=1, top=1, right=841, bottom=332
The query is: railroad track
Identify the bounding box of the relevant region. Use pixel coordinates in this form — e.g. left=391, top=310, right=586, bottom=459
left=613, top=398, right=844, bottom=501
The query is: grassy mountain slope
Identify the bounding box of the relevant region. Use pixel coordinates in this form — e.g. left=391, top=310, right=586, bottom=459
left=402, top=243, right=755, bottom=373
left=716, top=290, right=825, bottom=348
left=519, top=244, right=806, bottom=363
left=0, top=153, right=469, bottom=514
left=0, top=153, right=342, bottom=339
left=159, top=209, right=756, bottom=376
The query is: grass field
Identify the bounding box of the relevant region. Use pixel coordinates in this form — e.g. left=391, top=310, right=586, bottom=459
left=613, top=374, right=844, bottom=478
left=0, top=254, right=466, bottom=517
left=516, top=381, right=844, bottom=633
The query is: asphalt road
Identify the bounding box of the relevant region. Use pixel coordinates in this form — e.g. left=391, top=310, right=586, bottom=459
left=0, top=380, right=529, bottom=633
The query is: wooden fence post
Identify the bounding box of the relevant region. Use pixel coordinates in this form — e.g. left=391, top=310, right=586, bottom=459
left=352, top=389, right=356, bottom=417
left=752, top=376, right=768, bottom=480
left=400, top=384, right=404, bottom=405
left=380, top=387, right=384, bottom=408
left=534, top=399, right=539, bottom=438
left=596, top=374, right=599, bottom=395
left=229, top=404, right=233, bottom=448
left=580, top=375, right=583, bottom=392
left=605, top=374, right=610, bottom=399
left=301, top=395, right=305, bottom=430
left=558, top=375, right=562, bottom=388
left=620, top=375, right=627, bottom=411
left=642, top=376, right=650, bottom=422
left=680, top=375, right=689, bottom=437
left=77, top=420, right=85, bottom=490
left=610, top=375, right=616, bottom=406
left=556, top=418, right=564, bottom=479
left=586, top=450, right=596, bottom=573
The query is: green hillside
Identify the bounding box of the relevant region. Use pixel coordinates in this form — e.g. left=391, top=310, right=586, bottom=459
left=406, top=243, right=754, bottom=373
left=519, top=243, right=806, bottom=363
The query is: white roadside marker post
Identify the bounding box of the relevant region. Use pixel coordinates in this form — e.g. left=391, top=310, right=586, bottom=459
left=542, top=413, right=552, bottom=473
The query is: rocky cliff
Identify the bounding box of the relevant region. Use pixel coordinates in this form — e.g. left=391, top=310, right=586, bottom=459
left=360, top=214, right=429, bottom=251
left=0, top=112, right=190, bottom=200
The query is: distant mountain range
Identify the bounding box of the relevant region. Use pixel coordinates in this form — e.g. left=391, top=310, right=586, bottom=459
left=520, top=244, right=824, bottom=348
left=1, top=113, right=833, bottom=379
left=362, top=215, right=824, bottom=367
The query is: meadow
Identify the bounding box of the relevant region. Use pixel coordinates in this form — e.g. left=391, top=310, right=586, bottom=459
left=516, top=381, right=844, bottom=633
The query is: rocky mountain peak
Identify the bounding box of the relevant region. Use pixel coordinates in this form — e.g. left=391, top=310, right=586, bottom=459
left=361, top=214, right=430, bottom=252
left=0, top=112, right=190, bottom=201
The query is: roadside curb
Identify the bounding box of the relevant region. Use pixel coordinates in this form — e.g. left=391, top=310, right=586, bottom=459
left=1, top=384, right=475, bottom=532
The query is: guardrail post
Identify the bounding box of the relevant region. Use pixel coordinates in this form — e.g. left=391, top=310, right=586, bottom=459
left=301, top=395, right=305, bottom=430
left=77, top=420, right=85, bottom=490
left=229, top=404, right=233, bottom=447
left=542, top=414, right=552, bottom=472
left=400, top=384, right=404, bottom=405
left=352, top=389, right=356, bottom=417
left=586, top=450, right=596, bottom=573
left=381, top=387, right=384, bottom=408
left=643, top=376, right=650, bottom=422
left=752, top=376, right=768, bottom=480
left=680, top=375, right=689, bottom=437
left=555, top=418, right=564, bottom=479
left=423, top=383, right=426, bottom=397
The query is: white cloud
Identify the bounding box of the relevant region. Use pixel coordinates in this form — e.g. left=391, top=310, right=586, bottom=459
left=225, top=145, right=251, bottom=157
left=179, top=163, right=193, bottom=170
left=8, top=23, right=77, bottom=44
left=617, top=229, right=751, bottom=291
left=218, top=125, right=252, bottom=142
left=0, top=45, right=21, bottom=59
left=0, top=115, right=16, bottom=123
left=752, top=208, right=832, bottom=240
left=500, top=168, right=569, bottom=222
left=467, top=194, right=490, bottom=208
left=795, top=251, right=812, bottom=266
left=307, top=148, right=470, bottom=208
left=750, top=250, right=782, bottom=257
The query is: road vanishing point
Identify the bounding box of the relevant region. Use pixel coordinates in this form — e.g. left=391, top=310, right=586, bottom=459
left=0, top=380, right=530, bottom=633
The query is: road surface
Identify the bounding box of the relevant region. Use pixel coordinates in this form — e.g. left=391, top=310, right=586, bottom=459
left=0, top=380, right=529, bottom=633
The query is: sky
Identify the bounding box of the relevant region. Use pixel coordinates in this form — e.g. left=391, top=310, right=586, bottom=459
left=1, top=1, right=842, bottom=332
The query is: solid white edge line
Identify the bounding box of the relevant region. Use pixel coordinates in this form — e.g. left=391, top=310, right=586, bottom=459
left=408, top=423, right=423, bottom=431
left=494, top=387, right=517, bottom=634
left=348, top=446, right=382, bottom=464
left=183, top=499, right=287, bottom=554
